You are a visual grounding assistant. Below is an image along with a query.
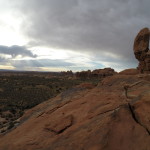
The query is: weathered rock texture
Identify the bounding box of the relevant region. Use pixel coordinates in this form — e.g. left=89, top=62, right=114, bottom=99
left=134, top=27, right=150, bottom=73
left=0, top=74, right=150, bottom=150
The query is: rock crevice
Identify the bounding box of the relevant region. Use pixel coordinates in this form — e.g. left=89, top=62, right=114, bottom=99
left=128, top=103, right=150, bottom=135
left=124, top=81, right=150, bottom=135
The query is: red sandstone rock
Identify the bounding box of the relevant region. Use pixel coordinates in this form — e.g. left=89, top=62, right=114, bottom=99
left=44, top=115, right=73, bottom=134
left=0, top=75, right=150, bottom=150
left=133, top=27, right=150, bottom=73
left=91, top=68, right=116, bottom=77
left=75, top=70, right=91, bottom=79
left=76, top=83, right=95, bottom=89
left=134, top=28, right=149, bottom=53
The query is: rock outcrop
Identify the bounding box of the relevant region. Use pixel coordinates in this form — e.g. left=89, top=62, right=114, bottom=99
left=76, top=68, right=116, bottom=79
left=0, top=74, right=150, bottom=150
left=91, top=68, right=116, bottom=78
left=134, top=27, right=150, bottom=73
left=76, top=70, right=91, bottom=79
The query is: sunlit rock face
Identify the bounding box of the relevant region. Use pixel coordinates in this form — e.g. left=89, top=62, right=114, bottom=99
left=133, top=28, right=150, bottom=73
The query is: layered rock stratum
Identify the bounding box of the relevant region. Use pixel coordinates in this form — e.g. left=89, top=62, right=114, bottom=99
left=0, top=74, right=150, bottom=150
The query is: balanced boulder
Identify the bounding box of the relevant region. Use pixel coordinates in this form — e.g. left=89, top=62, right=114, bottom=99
left=133, top=27, right=150, bottom=73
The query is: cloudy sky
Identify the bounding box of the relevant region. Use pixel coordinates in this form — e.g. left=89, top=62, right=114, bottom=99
left=0, top=0, right=149, bottom=72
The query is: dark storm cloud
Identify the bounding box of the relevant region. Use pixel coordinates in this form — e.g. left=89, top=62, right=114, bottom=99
left=0, top=45, right=37, bottom=58
left=16, top=0, right=150, bottom=59
left=4, top=0, right=148, bottom=71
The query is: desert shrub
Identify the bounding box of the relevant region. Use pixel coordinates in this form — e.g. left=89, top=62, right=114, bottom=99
left=19, top=111, right=23, bottom=117
left=0, top=129, right=5, bottom=133
left=7, top=122, right=14, bottom=130
left=0, top=74, right=99, bottom=126
left=10, top=108, right=16, bottom=114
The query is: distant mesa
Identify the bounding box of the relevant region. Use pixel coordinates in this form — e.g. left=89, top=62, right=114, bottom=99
left=75, top=68, right=117, bottom=79
left=59, top=68, right=117, bottom=79
left=133, top=27, right=150, bottom=73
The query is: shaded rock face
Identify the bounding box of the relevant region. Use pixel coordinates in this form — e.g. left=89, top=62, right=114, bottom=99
left=0, top=74, right=150, bottom=150
left=133, top=27, right=150, bottom=73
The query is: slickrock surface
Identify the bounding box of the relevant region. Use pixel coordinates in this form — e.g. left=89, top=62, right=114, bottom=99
left=119, top=68, right=139, bottom=75
left=0, top=75, right=150, bottom=150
